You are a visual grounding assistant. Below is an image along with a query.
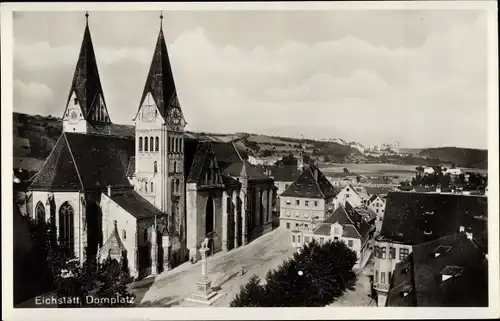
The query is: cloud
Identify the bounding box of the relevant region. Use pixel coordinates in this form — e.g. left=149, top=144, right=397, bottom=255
left=13, top=12, right=489, bottom=149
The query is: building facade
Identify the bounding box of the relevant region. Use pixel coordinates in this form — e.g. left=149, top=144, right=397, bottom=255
left=290, top=204, right=373, bottom=269
left=367, top=194, right=386, bottom=233
left=279, top=166, right=338, bottom=230
left=373, top=191, right=488, bottom=306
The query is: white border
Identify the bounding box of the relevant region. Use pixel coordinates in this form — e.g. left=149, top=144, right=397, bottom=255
left=2, top=1, right=499, bottom=320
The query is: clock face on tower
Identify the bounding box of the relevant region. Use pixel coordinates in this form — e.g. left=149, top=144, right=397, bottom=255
left=69, top=109, right=79, bottom=123
left=142, top=105, right=156, bottom=122
left=168, top=108, right=182, bottom=126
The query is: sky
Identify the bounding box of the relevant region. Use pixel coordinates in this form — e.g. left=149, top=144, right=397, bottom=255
left=13, top=10, right=489, bottom=149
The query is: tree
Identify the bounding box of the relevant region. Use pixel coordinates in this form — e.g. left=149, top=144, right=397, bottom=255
left=343, top=168, right=349, bottom=174
left=230, top=274, right=265, bottom=307
left=230, top=239, right=358, bottom=307
left=23, top=216, right=135, bottom=307
left=415, top=165, right=425, bottom=172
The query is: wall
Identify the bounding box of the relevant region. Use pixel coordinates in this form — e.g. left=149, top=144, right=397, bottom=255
left=100, top=193, right=139, bottom=277
left=186, top=186, right=224, bottom=259
left=290, top=230, right=366, bottom=269
left=279, top=196, right=325, bottom=229
left=369, top=197, right=386, bottom=233
left=31, top=191, right=85, bottom=261
left=334, top=186, right=363, bottom=207
left=373, top=238, right=412, bottom=306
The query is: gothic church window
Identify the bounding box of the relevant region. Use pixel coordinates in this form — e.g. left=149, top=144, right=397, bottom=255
left=122, top=229, right=126, bottom=240
left=151, top=182, right=154, bottom=192
left=59, top=202, right=74, bottom=255
left=145, top=136, right=149, bottom=152
left=150, top=137, right=154, bottom=152
left=144, top=228, right=148, bottom=242
left=35, top=201, right=45, bottom=224
left=173, top=162, right=177, bottom=173
left=154, top=161, right=157, bottom=174
left=139, top=137, right=143, bottom=152
left=176, top=179, right=180, bottom=193
left=155, top=137, right=159, bottom=152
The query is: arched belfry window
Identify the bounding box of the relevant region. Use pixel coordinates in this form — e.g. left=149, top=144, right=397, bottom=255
left=35, top=201, right=45, bottom=223
left=176, top=138, right=180, bottom=153
left=173, top=161, right=177, bottom=173
left=151, top=182, right=154, bottom=193
left=59, top=202, right=75, bottom=255
left=176, top=179, right=180, bottom=193
left=144, top=137, right=149, bottom=152
left=139, top=137, right=143, bottom=152
left=155, top=137, right=159, bottom=152
left=154, top=161, right=158, bottom=174
left=150, top=137, right=154, bottom=152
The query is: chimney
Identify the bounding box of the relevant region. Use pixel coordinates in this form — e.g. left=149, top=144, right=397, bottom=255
left=466, top=231, right=473, bottom=240
left=107, top=185, right=112, bottom=197
left=436, top=185, right=442, bottom=193
left=459, top=226, right=465, bottom=233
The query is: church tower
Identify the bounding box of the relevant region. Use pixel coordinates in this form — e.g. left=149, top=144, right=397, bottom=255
left=62, top=12, right=112, bottom=134
left=134, top=13, right=187, bottom=239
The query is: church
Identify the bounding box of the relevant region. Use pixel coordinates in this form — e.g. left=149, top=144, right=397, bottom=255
left=27, top=13, right=276, bottom=279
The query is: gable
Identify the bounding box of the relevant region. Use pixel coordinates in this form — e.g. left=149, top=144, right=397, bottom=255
left=86, top=92, right=110, bottom=123
left=187, top=142, right=224, bottom=187
left=135, top=92, right=164, bottom=129
left=63, top=91, right=85, bottom=122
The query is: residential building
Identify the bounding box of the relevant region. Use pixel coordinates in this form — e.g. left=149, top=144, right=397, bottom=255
left=27, top=14, right=276, bottom=279
left=386, top=232, right=488, bottom=307
left=373, top=191, right=487, bottom=306
left=247, top=155, right=264, bottom=166
left=290, top=203, right=373, bottom=269
left=333, top=184, right=364, bottom=208
left=367, top=194, right=386, bottom=233
left=444, top=168, right=462, bottom=176
left=279, top=166, right=338, bottom=230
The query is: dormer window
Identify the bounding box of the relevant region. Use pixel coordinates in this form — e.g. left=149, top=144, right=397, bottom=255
left=432, top=245, right=452, bottom=258
left=440, top=266, right=464, bottom=282
left=74, top=97, right=78, bottom=105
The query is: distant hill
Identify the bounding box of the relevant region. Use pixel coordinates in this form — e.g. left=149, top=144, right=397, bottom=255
left=12, top=112, right=488, bottom=172
left=417, top=147, right=487, bottom=170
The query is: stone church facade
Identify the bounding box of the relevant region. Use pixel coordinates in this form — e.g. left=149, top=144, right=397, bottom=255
left=27, top=14, right=276, bottom=279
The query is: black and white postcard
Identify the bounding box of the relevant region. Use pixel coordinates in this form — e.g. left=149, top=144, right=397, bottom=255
left=1, top=1, right=498, bottom=320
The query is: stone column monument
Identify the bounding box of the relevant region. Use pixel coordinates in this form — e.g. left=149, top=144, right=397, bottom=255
left=186, top=238, right=225, bottom=305
left=150, top=225, right=158, bottom=275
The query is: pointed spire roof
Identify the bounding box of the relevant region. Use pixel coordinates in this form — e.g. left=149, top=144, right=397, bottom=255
left=64, top=12, right=110, bottom=123
left=100, top=220, right=126, bottom=260
left=138, top=14, right=179, bottom=119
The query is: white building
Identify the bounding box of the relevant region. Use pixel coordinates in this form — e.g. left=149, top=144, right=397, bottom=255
left=367, top=194, right=386, bottom=233
left=290, top=204, right=373, bottom=269
left=279, top=166, right=338, bottom=231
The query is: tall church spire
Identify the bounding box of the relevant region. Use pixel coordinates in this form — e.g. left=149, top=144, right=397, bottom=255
left=136, top=12, right=181, bottom=121
left=63, top=11, right=111, bottom=133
